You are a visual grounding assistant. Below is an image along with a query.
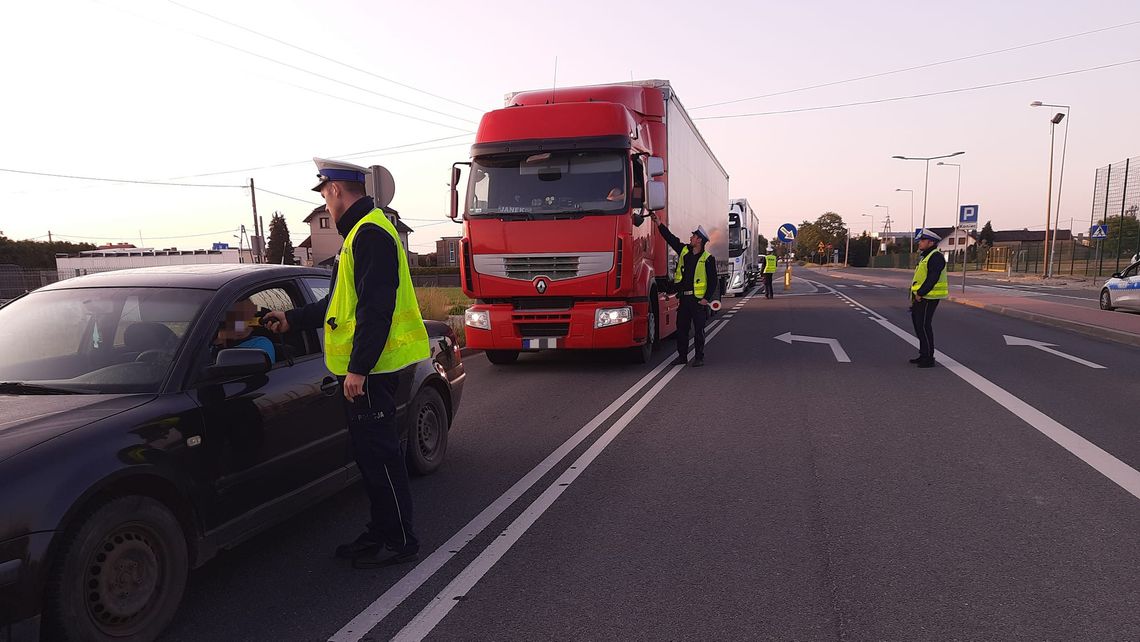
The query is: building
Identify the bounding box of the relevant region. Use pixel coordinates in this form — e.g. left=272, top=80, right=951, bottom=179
left=297, top=237, right=314, bottom=267
left=436, top=236, right=462, bottom=267
left=55, top=247, right=240, bottom=279
left=303, top=205, right=415, bottom=267
left=990, top=229, right=1072, bottom=248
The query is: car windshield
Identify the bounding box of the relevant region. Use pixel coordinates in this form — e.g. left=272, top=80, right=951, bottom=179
left=467, top=151, right=628, bottom=218
left=729, top=213, right=744, bottom=257
left=0, top=287, right=211, bottom=394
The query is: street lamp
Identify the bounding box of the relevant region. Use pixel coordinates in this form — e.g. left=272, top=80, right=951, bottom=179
left=873, top=204, right=889, bottom=252
left=862, top=213, right=874, bottom=267
left=1031, top=101, right=1071, bottom=278
left=896, top=188, right=914, bottom=254
left=891, top=151, right=966, bottom=232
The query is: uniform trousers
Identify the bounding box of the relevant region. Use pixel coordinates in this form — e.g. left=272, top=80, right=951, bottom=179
left=910, top=298, right=940, bottom=361
left=676, top=295, right=708, bottom=360
left=342, top=372, right=419, bottom=554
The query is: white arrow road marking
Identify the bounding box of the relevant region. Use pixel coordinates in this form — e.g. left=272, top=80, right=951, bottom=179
left=1003, top=335, right=1106, bottom=369
left=774, top=332, right=851, bottom=362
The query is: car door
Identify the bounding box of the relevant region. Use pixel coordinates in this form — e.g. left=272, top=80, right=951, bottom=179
left=1122, top=262, right=1140, bottom=309
left=192, top=280, right=347, bottom=527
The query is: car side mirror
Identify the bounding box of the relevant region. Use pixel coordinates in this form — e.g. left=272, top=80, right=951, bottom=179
left=1112, top=272, right=1123, bottom=279
left=448, top=165, right=463, bottom=221
left=204, top=348, right=271, bottom=382
left=647, top=156, right=665, bottom=178
left=646, top=180, right=666, bottom=211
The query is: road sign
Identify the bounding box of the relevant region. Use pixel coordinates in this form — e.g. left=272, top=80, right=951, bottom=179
left=1091, top=224, right=1108, bottom=240
left=777, top=223, right=797, bottom=243
left=958, top=204, right=979, bottom=230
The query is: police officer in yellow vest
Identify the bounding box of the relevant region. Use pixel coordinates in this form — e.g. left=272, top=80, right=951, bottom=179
left=762, top=251, right=778, bottom=299
left=263, top=158, right=429, bottom=568
left=651, top=212, right=718, bottom=367
left=910, top=228, right=949, bottom=368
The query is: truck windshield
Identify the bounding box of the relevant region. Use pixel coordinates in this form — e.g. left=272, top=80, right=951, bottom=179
left=729, top=214, right=744, bottom=257
left=467, top=151, right=627, bottom=218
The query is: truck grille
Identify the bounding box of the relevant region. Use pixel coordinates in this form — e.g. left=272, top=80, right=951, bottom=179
left=518, top=323, right=570, bottom=338
left=472, top=252, right=613, bottom=281
left=514, top=297, right=573, bottom=310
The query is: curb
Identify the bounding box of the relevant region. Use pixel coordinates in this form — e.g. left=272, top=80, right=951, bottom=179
left=460, top=347, right=482, bottom=357
left=947, top=296, right=1140, bottom=348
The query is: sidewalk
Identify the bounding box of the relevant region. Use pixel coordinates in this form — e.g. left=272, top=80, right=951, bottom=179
left=809, top=265, right=1140, bottom=348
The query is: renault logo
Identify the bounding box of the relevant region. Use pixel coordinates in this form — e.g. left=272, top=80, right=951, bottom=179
left=535, top=278, right=548, bottom=294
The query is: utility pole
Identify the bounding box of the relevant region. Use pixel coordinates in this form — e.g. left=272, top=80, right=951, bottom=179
left=47, top=231, right=53, bottom=243
left=249, top=178, right=260, bottom=263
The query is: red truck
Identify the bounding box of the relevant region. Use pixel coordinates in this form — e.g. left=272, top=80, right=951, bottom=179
left=448, top=80, right=729, bottom=364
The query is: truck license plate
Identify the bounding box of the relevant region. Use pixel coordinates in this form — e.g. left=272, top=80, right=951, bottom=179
left=523, top=338, right=559, bottom=349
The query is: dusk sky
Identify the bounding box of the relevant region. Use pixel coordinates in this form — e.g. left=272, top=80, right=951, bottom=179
left=3, top=0, right=1139, bottom=253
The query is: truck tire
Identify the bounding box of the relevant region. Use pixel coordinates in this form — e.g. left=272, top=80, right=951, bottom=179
left=406, top=386, right=449, bottom=476
left=629, top=296, right=657, bottom=364
left=43, top=495, right=189, bottom=642
left=485, top=350, right=519, bottom=365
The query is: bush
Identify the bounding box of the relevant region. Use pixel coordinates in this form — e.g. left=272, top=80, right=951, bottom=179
left=411, top=267, right=461, bottom=276
left=417, top=288, right=452, bottom=321
left=448, top=303, right=468, bottom=315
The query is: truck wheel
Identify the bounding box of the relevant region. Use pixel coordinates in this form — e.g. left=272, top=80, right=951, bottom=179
left=406, top=386, right=449, bottom=476
left=44, top=496, right=189, bottom=642
left=629, top=299, right=657, bottom=364
left=485, top=350, right=519, bottom=365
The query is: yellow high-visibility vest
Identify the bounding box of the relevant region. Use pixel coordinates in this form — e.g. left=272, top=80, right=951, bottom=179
left=324, top=209, right=430, bottom=375
left=764, top=254, right=778, bottom=273
left=674, top=246, right=713, bottom=298
left=911, top=250, right=949, bottom=299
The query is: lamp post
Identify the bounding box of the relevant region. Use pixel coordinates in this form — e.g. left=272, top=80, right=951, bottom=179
left=862, top=213, right=874, bottom=267
left=891, top=151, right=966, bottom=232
left=1031, top=101, right=1070, bottom=278
left=896, top=188, right=914, bottom=254
left=873, top=204, right=889, bottom=255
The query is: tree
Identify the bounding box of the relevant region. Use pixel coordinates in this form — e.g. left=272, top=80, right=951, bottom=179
left=795, top=220, right=822, bottom=260
left=978, top=221, right=995, bottom=247
left=814, top=212, right=847, bottom=248
left=0, top=235, right=96, bottom=269
left=756, top=234, right=770, bottom=253
left=265, top=213, right=295, bottom=265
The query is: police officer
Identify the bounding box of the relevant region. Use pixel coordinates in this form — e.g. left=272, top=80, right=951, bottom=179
left=910, top=228, right=948, bottom=368
left=650, top=212, right=718, bottom=367
left=264, top=158, right=430, bottom=568
left=762, top=250, right=778, bottom=299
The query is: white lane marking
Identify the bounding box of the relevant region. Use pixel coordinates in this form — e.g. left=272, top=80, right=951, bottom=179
left=329, top=320, right=719, bottom=641
left=819, top=280, right=1140, bottom=504
left=773, top=332, right=851, bottom=362
left=835, top=284, right=847, bottom=288
left=1003, top=335, right=1106, bottom=369
left=393, top=320, right=735, bottom=641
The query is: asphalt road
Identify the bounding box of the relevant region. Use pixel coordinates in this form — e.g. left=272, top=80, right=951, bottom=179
left=162, top=277, right=1140, bottom=641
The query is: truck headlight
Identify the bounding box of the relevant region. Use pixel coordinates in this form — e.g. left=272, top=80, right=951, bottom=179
left=731, top=273, right=743, bottom=287
left=595, top=306, right=633, bottom=328
left=465, top=308, right=490, bottom=330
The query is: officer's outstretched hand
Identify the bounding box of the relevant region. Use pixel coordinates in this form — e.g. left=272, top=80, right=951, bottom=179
left=262, top=310, right=290, bottom=334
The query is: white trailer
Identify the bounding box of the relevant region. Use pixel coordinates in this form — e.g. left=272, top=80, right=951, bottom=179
left=725, top=198, right=759, bottom=296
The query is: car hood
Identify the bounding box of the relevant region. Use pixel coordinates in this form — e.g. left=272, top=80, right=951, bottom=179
left=0, top=394, right=153, bottom=463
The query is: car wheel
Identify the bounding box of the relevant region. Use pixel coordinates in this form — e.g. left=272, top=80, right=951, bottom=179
left=485, top=350, right=519, bottom=365
left=1100, top=289, right=1115, bottom=311
left=406, top=386, right=449, bottom=476
left=44, top=496, right=189, bottom=642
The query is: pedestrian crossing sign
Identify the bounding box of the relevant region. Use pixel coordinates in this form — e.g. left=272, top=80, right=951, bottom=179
left=1090, top=224, right=1108, bottom=240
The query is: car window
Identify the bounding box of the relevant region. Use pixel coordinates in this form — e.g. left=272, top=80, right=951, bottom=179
left=0, top=287, right=211, bottom=393
left=1125, top=264, right=1140, bottom=278
left=303, top=276, right=331, bottom=301
left=205, top=283, right=319, bottom=376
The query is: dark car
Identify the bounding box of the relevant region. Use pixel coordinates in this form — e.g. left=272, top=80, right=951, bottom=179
left=0, top=264, right=465, bottom=641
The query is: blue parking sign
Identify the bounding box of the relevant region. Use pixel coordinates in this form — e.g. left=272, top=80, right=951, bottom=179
left=958, top=205, right=979, bottom=229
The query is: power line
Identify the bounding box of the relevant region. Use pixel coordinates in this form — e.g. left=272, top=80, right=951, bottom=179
left=163, top=0, right=485, bottom=114
left=281, top=81, right=470, bottom=131
left=0, top=168, right=243, bottom=188
left=95, top=0, right=476, bottom=129
left=169, top=133, right=474, bottom=179
left=253, top=187, right=321, bottom=206
left=694, top=56, right=1140, bottom=120
left=692, top=18, right=1140, bottom=110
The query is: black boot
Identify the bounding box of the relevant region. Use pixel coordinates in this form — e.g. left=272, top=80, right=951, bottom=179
left=352, top=547, right=420, bottom=569
left=335, top=533, right=381, bottom=559
left=670, top=356, right=687, bottom=366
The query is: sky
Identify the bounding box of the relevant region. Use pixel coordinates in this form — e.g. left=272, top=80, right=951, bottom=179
left=2, top=0, right=1139, bottom=254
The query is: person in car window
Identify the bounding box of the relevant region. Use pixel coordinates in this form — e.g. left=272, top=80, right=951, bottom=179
left=212, top=299, right=276, bottom=364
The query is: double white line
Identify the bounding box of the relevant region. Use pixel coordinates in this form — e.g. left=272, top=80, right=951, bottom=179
left=331, top=288, right=759, bottom=642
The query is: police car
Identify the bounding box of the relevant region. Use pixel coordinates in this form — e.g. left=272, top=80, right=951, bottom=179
left=1099, top=259, right=1140, bottom=311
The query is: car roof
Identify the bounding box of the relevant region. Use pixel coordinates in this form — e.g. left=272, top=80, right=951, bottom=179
left=39, top=264, right=331, bottom=291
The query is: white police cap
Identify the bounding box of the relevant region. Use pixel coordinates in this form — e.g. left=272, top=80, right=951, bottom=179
left=692, top=225, right=710, bottom=243
left=312, top=157, right=370, bottom=192
left=915, top=228, right=942, bottom=242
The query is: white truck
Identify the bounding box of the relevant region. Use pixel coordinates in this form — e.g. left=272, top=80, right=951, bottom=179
left=726, top=198, right=759, bottom=296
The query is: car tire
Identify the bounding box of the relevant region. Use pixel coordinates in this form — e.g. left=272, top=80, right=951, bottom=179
left=485, top=350, right=519, bottom=365
left=44, top=496, right=189, bottom=642
left=406, top=386, right=449, bottom=476
left=1100, top=289, right=1115, bottom=311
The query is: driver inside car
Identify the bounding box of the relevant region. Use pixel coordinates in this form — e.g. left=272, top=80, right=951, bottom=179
left=212, top=298, right=276, bottom=364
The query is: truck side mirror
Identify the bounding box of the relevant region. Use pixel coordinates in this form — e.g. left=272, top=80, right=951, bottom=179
left=647, top=156, right=665, bottom=178
left=647, top=180, right=666, bottom=211
left=448, top=165, right=462, bottom=220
